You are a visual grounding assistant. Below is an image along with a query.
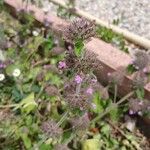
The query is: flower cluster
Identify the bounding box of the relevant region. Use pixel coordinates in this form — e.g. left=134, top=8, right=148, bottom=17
left=45, top=85, right=59, bottom=96
left=65, top=49, right=99, bottom=74
left=51, top=47, right=65, bottom=56
left=65, top=93, right=92, bottom=111
left=41, top=120, right=63, bottom=138
left=130, top=50, right=150, bottom=71
left=63, top=17, right=95, bottom=44
left=70, top=113, right=90, bottom=130
left=58, top=61, right=67, bottom=69
left=132, top=71, right=148, bottom=89
left=64, top=74, right=93, bottom=110
left=64, top=73, right=109, bottom=110
left=75, top=75, right=83, bottom=84
left=129, top=98, right=150, bottom=115
left=54, top=144, right=70, bottom=150
left=107, top=67, right=126, bottom=85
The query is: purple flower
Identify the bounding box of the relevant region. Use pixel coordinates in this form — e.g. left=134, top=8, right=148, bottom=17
left=129, top=110, right=135, bottom=115
left=143, top=67, right=148, bottom=73
left=129, top=59, right=134, bottom=65
left=91, top=78, right=97, bottom=83
left=86, top=87, right=93, bottom=95
left=75, top=75, right=83, bottom=84
left=58, top=61, right=66, bottom=69
left=0, top=63, right=6, bottom=69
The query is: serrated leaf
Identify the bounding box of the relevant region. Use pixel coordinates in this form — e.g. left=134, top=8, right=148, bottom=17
left=21, top=133, right=32, bottom=149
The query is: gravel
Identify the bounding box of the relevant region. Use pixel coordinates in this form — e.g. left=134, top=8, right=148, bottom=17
left=41, top=0, right=150, bottom=40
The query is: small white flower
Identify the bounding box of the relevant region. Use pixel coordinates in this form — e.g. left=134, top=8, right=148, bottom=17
left=13, top=68, right=21, bottom=77
left=32, top=30, right=39, bottom=37
left=0, top=73, right=5, bottom=81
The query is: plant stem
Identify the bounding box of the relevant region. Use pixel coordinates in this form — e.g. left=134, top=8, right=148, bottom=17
left=32, top=58, right=49, bottom=68
left=35, top=86, right=44, bottom=100
left=0, top=104, right=18, bottom=108
left=116, top=91, right=134, bottom=105
left=91, top=91, right=134, bottom=123
left=76, top=82, right=81, bottom=95
left=107, top=119, right=142, bottom=150
left=57, top=111, right=68, bottom=126
left=114, top=84, right=117, bottom=103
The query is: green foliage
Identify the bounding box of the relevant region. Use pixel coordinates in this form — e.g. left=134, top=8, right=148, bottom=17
left=0, top=9, right=146, bottom=150
left=82, top=139, right=100, bottom=150
left=57, top=6, right=72, bottom=19
left=74, top=39, right=84, bottom=57
left=135, top=88, right=145, bottom=99
left=96, top=26, right=128, bottom=52
left=14, top=93, right=37, bottom=114
left=0, top=0, right=4, bottom=11
left=92, top=92, right=110, bottom=114
left=127, top=64, right=136, bottom=74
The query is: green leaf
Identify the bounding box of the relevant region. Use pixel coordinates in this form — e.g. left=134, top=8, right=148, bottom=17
left=20, top=93, right=34, bottom=105
left=6, top=64, right=19, bottom=76
left=28, top=36, right=45, bottom=51
left=12, top=87, right=23, bottom=102
left=39, top=144, right=52, bottom=150
left=74, top=39, right=84, bottom=57
left=14, top=93, right=37, bottom=114
left=26, top=67, right=40, bottom=81
left=21, top=133, right=32, bottom=149
left=43, top=35, right=54, bottom=54
left=109, top=106, right=119, bottom=122
left=127, top=64, right=136, bottom=74
left=101, top=124, right=111, bottom=137
left=135, top=88, right=144, bottom=99
left=82, top=139, right=100, bottom=150
left=92, top=93, right=104, bottom=113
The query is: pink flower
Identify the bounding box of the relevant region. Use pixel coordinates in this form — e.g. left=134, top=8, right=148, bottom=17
left=129, top=110, right=134, bottom=115
left=75, top=75, right=83, bottom=84
left=0, top=63, right=5, bottom=68
left=143, top=67, right=147, bottom=73
left=91, top=79, right=97, bottom=83
left=86, top=87, right=93, bottom=95
left=58, top=61, right=66, bottom=69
